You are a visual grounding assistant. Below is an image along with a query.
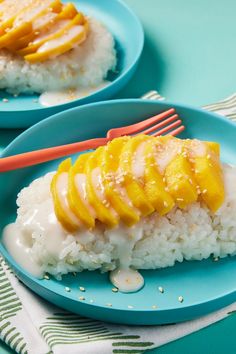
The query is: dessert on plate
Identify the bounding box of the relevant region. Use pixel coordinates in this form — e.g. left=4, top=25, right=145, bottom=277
left=3, top=134, right=236, bottom=292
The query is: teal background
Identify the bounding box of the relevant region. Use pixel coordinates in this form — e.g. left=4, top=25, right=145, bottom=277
left=0, top=0, right=236, bottom=352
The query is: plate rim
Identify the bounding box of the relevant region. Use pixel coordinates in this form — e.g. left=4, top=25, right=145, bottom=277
left=2, top=98, right=236, bottom=157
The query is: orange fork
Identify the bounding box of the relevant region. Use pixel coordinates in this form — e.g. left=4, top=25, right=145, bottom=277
left=0, top=108, right=185, bottom=172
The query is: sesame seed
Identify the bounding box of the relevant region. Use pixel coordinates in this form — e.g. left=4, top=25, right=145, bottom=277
left=79, top=286, right=86, bottom=292
left=176, top=198, right=184, bottom=201
left=152, top=305, right=158, bottom=309
left=202, top=189, right=207, bottom=194
left=72, top=272, right=77, bottom=276
left=2, top=98, right=8, bottom=102
left=43, top=274, right=50, bottom=280
left=13, top=93, right=18, bottom=97
left=178, top=296, right=184, bottom=303
left=112, top=287, right=118, bottom=293
left=164, top=201, right=168, bottom=207
left=106, top=303, right=112, bottom=307
left=213, top=256, right=219, bottom=262
left=158, top=286, right=164, bottom=293
left=79, top=296, right=85, bottom=301
left=207, top=154, right=211, bottom=159
left=65, top=287, right=71, bottom=292
left=127, top=305, right=133, bottom=309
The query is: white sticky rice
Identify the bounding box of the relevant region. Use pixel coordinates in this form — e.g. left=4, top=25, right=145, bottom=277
left=11, top=164, right=236, bottom=278
left=0, top=18, right=116, bottom=94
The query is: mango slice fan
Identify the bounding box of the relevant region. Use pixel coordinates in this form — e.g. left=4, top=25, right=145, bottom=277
left=0, top=0, right=89, bottom=62
left=50, top=135, right=225, bottom=233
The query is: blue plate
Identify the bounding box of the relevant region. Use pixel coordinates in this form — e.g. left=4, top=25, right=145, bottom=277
left=0, top=99, right=236, bottom=325
left=0, top=0, right=144, bottom=129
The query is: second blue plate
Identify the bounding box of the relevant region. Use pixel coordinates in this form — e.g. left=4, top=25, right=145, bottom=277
left=0, top=0, right=144, bottom=128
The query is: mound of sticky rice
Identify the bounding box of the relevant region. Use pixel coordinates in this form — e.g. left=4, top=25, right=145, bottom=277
left=0, top=18, right=116, bottom=94
left=9, top=164, right=236, bottom=278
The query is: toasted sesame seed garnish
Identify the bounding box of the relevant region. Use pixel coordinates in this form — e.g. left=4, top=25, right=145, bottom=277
left=176, top=198, right=184, bottom=201
left=112, top=287, right=118, bottom=293
left=2, top=98, right=8, bottom=102
left=158, top=286, right=164, bottom=293
left=65, top=287, right=71, bottom=292
left=128, top=305, right=133, bottom=309
left=79, top=296, right=85, bottom=301
left=106, top=303, right=112, bottom=307
left=79, top=286, right=86, bottom=292
left=152, top=305, right=158, bottom=309
left=164, top=201, right=168, bottom=207
left=178, top=296, right=184, bottom=303
left=213, top=256, right=219, bottom=262
left=43, top=274, right=50, bottom=280
left=202, top=189, right=207, bottom=194
left=207, top=154, right=211, bottom=159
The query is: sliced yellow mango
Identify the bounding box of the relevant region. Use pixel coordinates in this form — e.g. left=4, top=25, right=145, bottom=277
left=0, top=1, right=30, bottom=35
left=51, top=158, right=81, bottom=232
left=144, top=139, right=175, bottom=214
left=119, top=134, right=154, bottom=217
left=206, top=141, right=220, bottom=156
left=67, top=152, right=95, bottom=229
left=85, top=147, right=119, bottom=228
left=25, top=22, right=88, bottom=63
left=18, top=11, right=85, bottom=56
left=10, top=3, right=78, bottom=52
left=0, top=0, right=62, bottom=48
left=165, top=151, right=198, bottom=209
left=193, top=148, right=225, bottom=212
left=101, top=136, right=140, bottom=227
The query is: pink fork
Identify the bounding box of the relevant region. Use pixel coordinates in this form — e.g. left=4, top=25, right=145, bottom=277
left=0, top=108, right=185, bottom=172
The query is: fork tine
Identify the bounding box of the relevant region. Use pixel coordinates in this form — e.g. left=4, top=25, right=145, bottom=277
left=139, top=114, right=179, bottom=135
left=167, top=125, right=185, bottom=136
left=107, top=108, right=175, bottom=138
left=153, top=120, right=184, bottom=136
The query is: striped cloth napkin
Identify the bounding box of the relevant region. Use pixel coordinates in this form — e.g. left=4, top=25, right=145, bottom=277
left=1, top=91, right=236, bottom=354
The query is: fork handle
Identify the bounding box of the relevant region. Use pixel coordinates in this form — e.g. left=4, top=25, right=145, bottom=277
left=0, top=137, right=109, bottom=172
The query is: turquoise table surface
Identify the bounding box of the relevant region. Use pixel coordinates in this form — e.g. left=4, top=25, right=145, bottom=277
left=1, top=0, right=236, bottom=353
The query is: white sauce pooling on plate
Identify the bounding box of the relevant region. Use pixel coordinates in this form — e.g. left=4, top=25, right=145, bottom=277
left=2, top=223, right=43, bottom=278
left=39, top=81, right=110, bottom=107
left=108, top=224, right=144, bottom=293
left=110, top=268, right=144, bottom=293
